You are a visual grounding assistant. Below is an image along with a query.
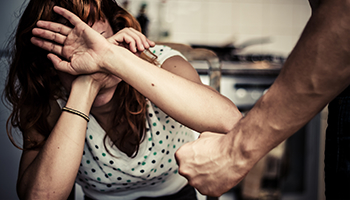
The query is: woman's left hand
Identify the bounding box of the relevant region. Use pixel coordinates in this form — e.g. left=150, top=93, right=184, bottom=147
left=107, top=27, right=155, bottom=55
left=31, top=6, right=112, bottom=75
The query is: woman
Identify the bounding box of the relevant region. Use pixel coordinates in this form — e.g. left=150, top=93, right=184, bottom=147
left=4, top=0, right=241, bottom=199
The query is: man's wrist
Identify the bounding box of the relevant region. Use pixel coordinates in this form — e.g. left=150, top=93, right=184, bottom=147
left=227, top=118, right=269, bottom=170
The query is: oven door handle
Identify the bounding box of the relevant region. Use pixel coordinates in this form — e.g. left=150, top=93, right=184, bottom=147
left=234, top=83, right=272, bottom=89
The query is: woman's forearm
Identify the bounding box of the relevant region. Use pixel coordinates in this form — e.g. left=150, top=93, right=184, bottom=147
left=102, top=46, right=241, bottom=133
left=17, top=81, right=98, bottom=200
left=30, top=6, right=241, bottom=133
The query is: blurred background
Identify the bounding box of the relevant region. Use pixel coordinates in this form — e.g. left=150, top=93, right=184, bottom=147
left=1, top=0, right=326, bottom=200
left=117, top=0, right=311, bottom=57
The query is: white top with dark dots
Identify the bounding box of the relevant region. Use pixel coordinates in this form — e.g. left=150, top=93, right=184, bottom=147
left=58, top=45, right=197, bottom=200
left=150, top=44, right=187, bottom=65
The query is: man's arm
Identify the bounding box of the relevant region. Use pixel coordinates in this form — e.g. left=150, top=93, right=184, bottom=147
left=175, top=0, right=350, bottom=196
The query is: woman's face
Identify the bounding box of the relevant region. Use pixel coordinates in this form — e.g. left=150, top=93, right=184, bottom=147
left=90, top=19, right=122, bottom=108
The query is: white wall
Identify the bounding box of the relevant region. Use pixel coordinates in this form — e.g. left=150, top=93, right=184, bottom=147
left=118, top=0, right=312, bottom=57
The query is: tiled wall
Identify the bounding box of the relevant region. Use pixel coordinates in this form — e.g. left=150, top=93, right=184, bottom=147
left=117, top=0, right=312, bottom=57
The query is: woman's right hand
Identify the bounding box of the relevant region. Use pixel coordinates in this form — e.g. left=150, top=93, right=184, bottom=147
left=31, top=6, right=113, bottom=76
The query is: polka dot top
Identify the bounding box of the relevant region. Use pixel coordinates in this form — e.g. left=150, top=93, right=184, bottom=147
left=149, top=44, right=187, bottom=65
left=58, top=45, right=197, bottom=200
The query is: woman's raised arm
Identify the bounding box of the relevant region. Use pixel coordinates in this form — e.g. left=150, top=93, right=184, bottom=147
left=31, top=6, right=242, bottom=133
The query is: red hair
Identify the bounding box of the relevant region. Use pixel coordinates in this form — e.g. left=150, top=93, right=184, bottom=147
left=4, top=0, right=156, bottom=157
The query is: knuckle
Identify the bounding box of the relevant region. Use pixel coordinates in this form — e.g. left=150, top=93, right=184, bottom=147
left=175, top=146, right=187, bottom=160
left=49, top=43, right=56, bottom=52
left=118, top=29, right=125, bottom=34
left=199, top=187, right=219, bottom=197
left=39, top=41, right=45, bottom=48
left=210, top=190, right=221, bottom=197
left=140, top=34, right=147, bottom=40
left=174, top=150, right=180, bottom=160
left=51, top=33, right=57, bottom=41
left=177, top=166, right=185, bottom=175
left=198, top=189, right=210, bottom=196
left=175, top=145, right=183, bottom=154
left=48, top=23, right=54, bottom=30
left=57, top=25, right=62, bottom=33
left=215, top=191, right=223, bottom=197
left=178, top=166, right=191, bottom=177
left=188, top=180, right=196, bottom=188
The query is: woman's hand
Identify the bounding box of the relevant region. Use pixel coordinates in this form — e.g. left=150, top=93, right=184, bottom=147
left=107, top=28, right=155, bottom=55
left=31, top=6, right=112, bottom=75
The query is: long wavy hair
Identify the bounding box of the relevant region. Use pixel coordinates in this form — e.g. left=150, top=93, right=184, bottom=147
left=4, top=0, right=157, bottom=157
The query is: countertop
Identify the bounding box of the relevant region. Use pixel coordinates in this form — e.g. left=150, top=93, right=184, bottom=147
left=191, top=60, right=283, bottom=76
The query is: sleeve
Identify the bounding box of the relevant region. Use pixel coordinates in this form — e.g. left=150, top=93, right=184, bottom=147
left=149, top=45, right=187, bottom=66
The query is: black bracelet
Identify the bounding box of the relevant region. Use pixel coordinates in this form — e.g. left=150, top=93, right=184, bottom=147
left=62, top=106, right=90, bottom=122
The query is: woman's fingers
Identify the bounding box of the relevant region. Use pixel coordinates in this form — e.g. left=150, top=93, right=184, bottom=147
left=53, top=6, right=83, bottom=27
left=147, top=38, right=156, bottom=47
left=32, top=27, right=66, bottom=44
left=47, top=53, right=78, bottom=75
left=31, top=19, right=73, bottom=56
left=123, top=34, right=141, bottom=53
left=36, top=20, right=71, bottom=36
left=118, top=29, right=145, bottom=52
left=108, top=28, right=155, bottom=53
left=47, top=53, right=63, bottom=69
left=31, top=37, right=63, bottom=56
left=128, top=28, right=153, bottom=49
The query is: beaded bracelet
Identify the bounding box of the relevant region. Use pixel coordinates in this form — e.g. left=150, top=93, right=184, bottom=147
left=62, top=106, right=90, bottom=122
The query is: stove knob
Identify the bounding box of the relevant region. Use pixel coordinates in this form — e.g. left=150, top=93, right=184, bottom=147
left=236, top=88, right=247, bottom=98
left=251, top=90, right=261, bottom=100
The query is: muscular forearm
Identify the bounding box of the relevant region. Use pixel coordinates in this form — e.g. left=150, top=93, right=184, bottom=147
left=232, top=0, right=350, bottom=166
left=175, top=0, right=350, bottom=197
left=103, top=46, right=241, bottom=133
left=17, top=82, right=98, bottom=200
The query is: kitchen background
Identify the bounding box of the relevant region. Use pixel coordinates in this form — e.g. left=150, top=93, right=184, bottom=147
left=0, top=0, right=322, bottom=200
left=116, top=0, right=311, bottom=57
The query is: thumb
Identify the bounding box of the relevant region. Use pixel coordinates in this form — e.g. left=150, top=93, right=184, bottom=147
left=47, top=53, right=78, bottom=75
left=47, top=53, right=61, bottom=66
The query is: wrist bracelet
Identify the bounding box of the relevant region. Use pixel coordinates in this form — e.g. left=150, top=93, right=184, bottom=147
left=62, top=106, right=90, bottom=122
